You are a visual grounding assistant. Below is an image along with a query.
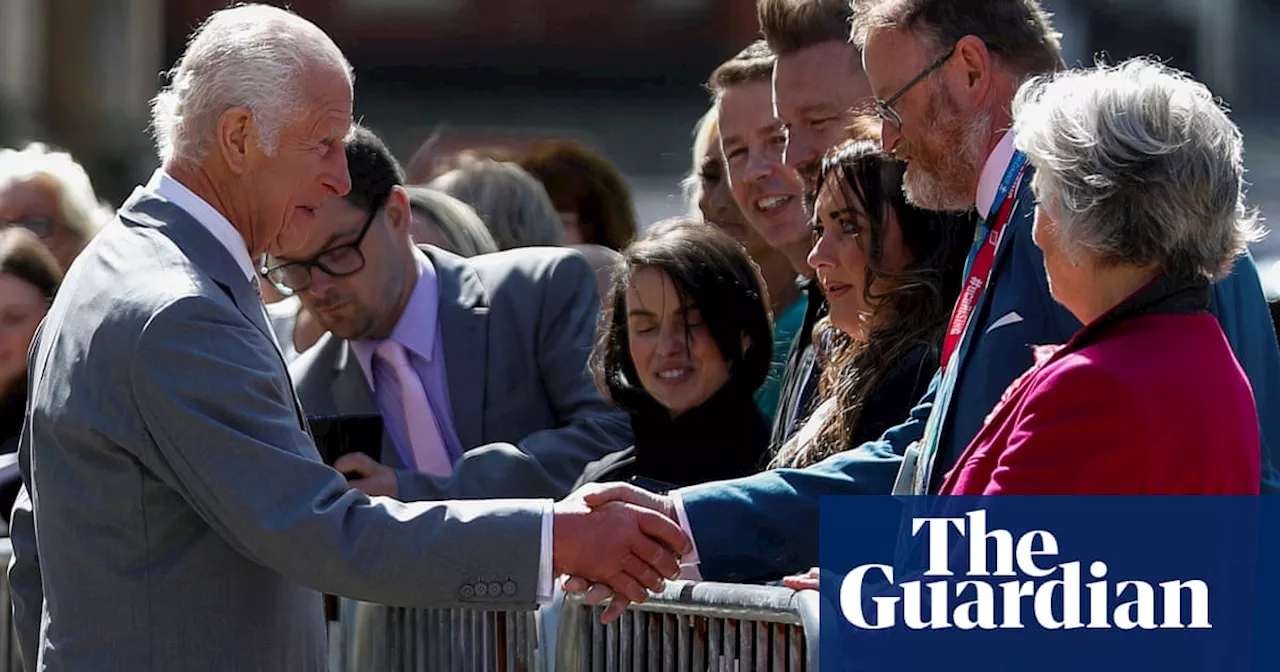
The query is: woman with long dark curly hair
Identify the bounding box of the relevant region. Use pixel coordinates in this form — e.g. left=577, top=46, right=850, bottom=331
left=771, top=133, right=975, bottom=468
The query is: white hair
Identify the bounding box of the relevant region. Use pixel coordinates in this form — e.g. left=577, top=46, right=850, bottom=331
left=1013, top=57, right=1265, bottom=281
left=149, top=4, right=353, bottom=165
left=0, top=142, right=111, bottom=240
left=429, top=158, right=565, bottom=250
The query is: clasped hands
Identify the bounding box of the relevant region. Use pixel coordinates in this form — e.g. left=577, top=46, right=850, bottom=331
left=553, top=483, right=685, bottom=623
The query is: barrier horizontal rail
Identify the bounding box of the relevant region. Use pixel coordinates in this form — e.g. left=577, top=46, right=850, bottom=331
left=546, top=580, right=820, bottom=672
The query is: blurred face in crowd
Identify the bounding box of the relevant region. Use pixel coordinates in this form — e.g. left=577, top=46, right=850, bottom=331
left=772, top=41, right=874, bottom=189
left=409, top=209, right=453, bottom=252
left=625, top=267, right=732, bottom=418
left=276, top=187, right=416, bottom=341
left=232, top=62, right=353, bottom=258
left=0, top=273, right=47, bottom=397
left=558, top=211, right=585, bottom=246
left=696, top=129, right=774, bottom=261
left=807, top=169, right=914, bottom=340
left=0, top=179, right=81, bottom=272
left=863, top=29, right=990, bottom=212
left=718, top=82, right=808, bottom=253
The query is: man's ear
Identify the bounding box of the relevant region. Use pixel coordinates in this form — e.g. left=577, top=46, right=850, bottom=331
left=384, top=186, right=413, bottom=239
left=217, top=107, right=255, bottom=175
left=952, top=35, right=996, bottom=100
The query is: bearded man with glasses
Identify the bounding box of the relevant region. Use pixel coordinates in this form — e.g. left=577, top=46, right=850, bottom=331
left=280, top=125, right=632, bottom=503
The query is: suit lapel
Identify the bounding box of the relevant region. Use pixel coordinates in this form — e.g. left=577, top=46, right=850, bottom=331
left=950, top=169, right=1036, bottom=379
left=430, top=248, right=490, bottom=448
left=119, top=190, right=308, bottom=431
left=324, top=336, right=409, bottom=469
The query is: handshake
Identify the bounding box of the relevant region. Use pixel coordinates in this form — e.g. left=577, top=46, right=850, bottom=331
left=550, top=483, right=685, bottom=623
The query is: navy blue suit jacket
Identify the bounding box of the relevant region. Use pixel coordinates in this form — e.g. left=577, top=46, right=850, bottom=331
left=679, top=167, right=1280, bottom=583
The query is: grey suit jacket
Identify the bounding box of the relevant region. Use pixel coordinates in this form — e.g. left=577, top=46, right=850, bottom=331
left=289, top=245, right=632, bottom=502
left=7, top=189, right=546, bottom=672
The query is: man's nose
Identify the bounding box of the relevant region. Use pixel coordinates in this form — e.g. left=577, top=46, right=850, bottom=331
left=324, top=148, right=352, bottom=196
left=881, top=121, right=904, bottom=155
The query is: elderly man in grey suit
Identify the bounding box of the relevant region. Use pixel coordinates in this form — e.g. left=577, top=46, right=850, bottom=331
left=6, top=5, right=688, bottom=671
left=284, top=126, right=631, bottom=502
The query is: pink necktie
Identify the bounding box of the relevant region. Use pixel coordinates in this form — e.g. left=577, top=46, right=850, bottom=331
left=374, top=340, right=453, bottom=477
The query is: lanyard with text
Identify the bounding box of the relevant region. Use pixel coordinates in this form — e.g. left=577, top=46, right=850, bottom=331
left=940, top=151, right=1029, bottom=369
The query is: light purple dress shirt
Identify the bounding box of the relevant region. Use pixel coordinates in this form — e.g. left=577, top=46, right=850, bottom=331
left=350, top=249, right=465, bottom=470
left=349, top=248, right=554, bottom=600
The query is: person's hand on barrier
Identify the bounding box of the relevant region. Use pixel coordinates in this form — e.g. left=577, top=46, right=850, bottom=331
left=333, top=453, right=399, bottom=498
left=552, top=496, right=690, bottom=611
left=782, top=567, right=820, bottom=591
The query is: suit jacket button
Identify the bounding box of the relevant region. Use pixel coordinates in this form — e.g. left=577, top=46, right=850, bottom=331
left=503, top=581, right=517, bottom=596
left=476, top=582, right=489, bottom=597
left=460, top=585, right=474, bottom=599
left=487, top=582, right=501, bottom=596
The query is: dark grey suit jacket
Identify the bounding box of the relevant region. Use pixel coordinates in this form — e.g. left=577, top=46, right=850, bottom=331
left=7, top=188, right=547, bottom=671
left=289, top=245, right=632, bottom=501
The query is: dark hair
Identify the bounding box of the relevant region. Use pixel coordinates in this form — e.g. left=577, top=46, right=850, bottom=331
left=772, top=139, right=975, bottom=468
left=851, top=0, right=1064, bottom=78
left=518, top=139, right=637, bottom=251
left=0, top=228, right=62, bottom=300
left=591, top=219, right=774, bottom=416
left=343, top=125, right=404, bottom=214
left=707, top=40, right=776, bottom=95
left=758, top=0, right=854, bottom=56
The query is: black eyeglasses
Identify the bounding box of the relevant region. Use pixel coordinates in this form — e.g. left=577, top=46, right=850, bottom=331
left=260, top=204, right=380, bottom=296
left=874, top=43, right=958, bottom=129
left=1, top=217, right=55, bottom=239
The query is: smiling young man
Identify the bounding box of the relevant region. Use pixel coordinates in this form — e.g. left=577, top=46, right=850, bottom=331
left=283, top=126, right=632, bottom=502
left=709, top=41, right=818, bottom=444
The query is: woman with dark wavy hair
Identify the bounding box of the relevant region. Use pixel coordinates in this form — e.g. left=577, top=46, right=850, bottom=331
left=771, top=133, right=974, bottom=468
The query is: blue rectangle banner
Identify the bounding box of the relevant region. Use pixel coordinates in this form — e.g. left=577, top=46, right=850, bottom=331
left=818, top=496, right=1276, bottom=671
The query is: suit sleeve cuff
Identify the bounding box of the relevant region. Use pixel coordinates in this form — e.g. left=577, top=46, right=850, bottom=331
left=536, top=501, right=555, bottom=604
left=671, top=490, right=703, bottom=581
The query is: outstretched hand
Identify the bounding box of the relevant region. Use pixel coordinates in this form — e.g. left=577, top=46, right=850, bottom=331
left=559, top=483, right=683, bottom=622
left=552, top=490, right=690, bottom=610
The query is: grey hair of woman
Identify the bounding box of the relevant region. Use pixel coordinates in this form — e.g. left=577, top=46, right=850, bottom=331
left=428, top=157, right=566, bottom=250
left=1012, top=57, right=1265, bottom=282
left=403, top=185, right=499, bottom=258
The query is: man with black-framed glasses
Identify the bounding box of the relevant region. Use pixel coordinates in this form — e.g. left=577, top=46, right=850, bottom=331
left=283, top=125, right=632, bottom=503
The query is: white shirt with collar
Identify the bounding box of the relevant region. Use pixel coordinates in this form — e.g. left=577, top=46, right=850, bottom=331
left=146, top=169, right=556, bottom=601
left=147, top=169, right=256, bottom=282
left=975, top=131, right=1018, bottom=220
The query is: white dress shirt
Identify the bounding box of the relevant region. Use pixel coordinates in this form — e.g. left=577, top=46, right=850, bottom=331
left=668, top=132, right=1022, bottom=581
left=146, top=169, right=556, bottom=602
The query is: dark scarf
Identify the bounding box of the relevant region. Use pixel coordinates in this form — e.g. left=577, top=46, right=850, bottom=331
left=629, top=382, right=771, bottom=488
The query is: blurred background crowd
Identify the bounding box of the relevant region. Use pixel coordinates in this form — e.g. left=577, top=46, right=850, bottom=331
left=1, top=0, right=1279, bottom=290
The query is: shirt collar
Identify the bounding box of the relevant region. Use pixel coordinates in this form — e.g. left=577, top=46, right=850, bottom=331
left=146, top=169, right=256, bottom=281
left=975, top=131, right=1017, bottom=220
left=351, top=248, right=439, bottom=384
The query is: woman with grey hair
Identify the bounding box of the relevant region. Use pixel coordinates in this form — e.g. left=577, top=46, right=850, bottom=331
left=428, top=156, right=565, bottom=249
left=403, top=185, right=498, bottom=257
left=940, top=58, right=1262, bottom=495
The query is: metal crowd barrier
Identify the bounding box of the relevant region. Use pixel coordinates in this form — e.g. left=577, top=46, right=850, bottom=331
left=335, top=580, right=820, bottom=672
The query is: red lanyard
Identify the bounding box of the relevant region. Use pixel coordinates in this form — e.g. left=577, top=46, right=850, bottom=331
left=940, top=166, right=1027, bottom=369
